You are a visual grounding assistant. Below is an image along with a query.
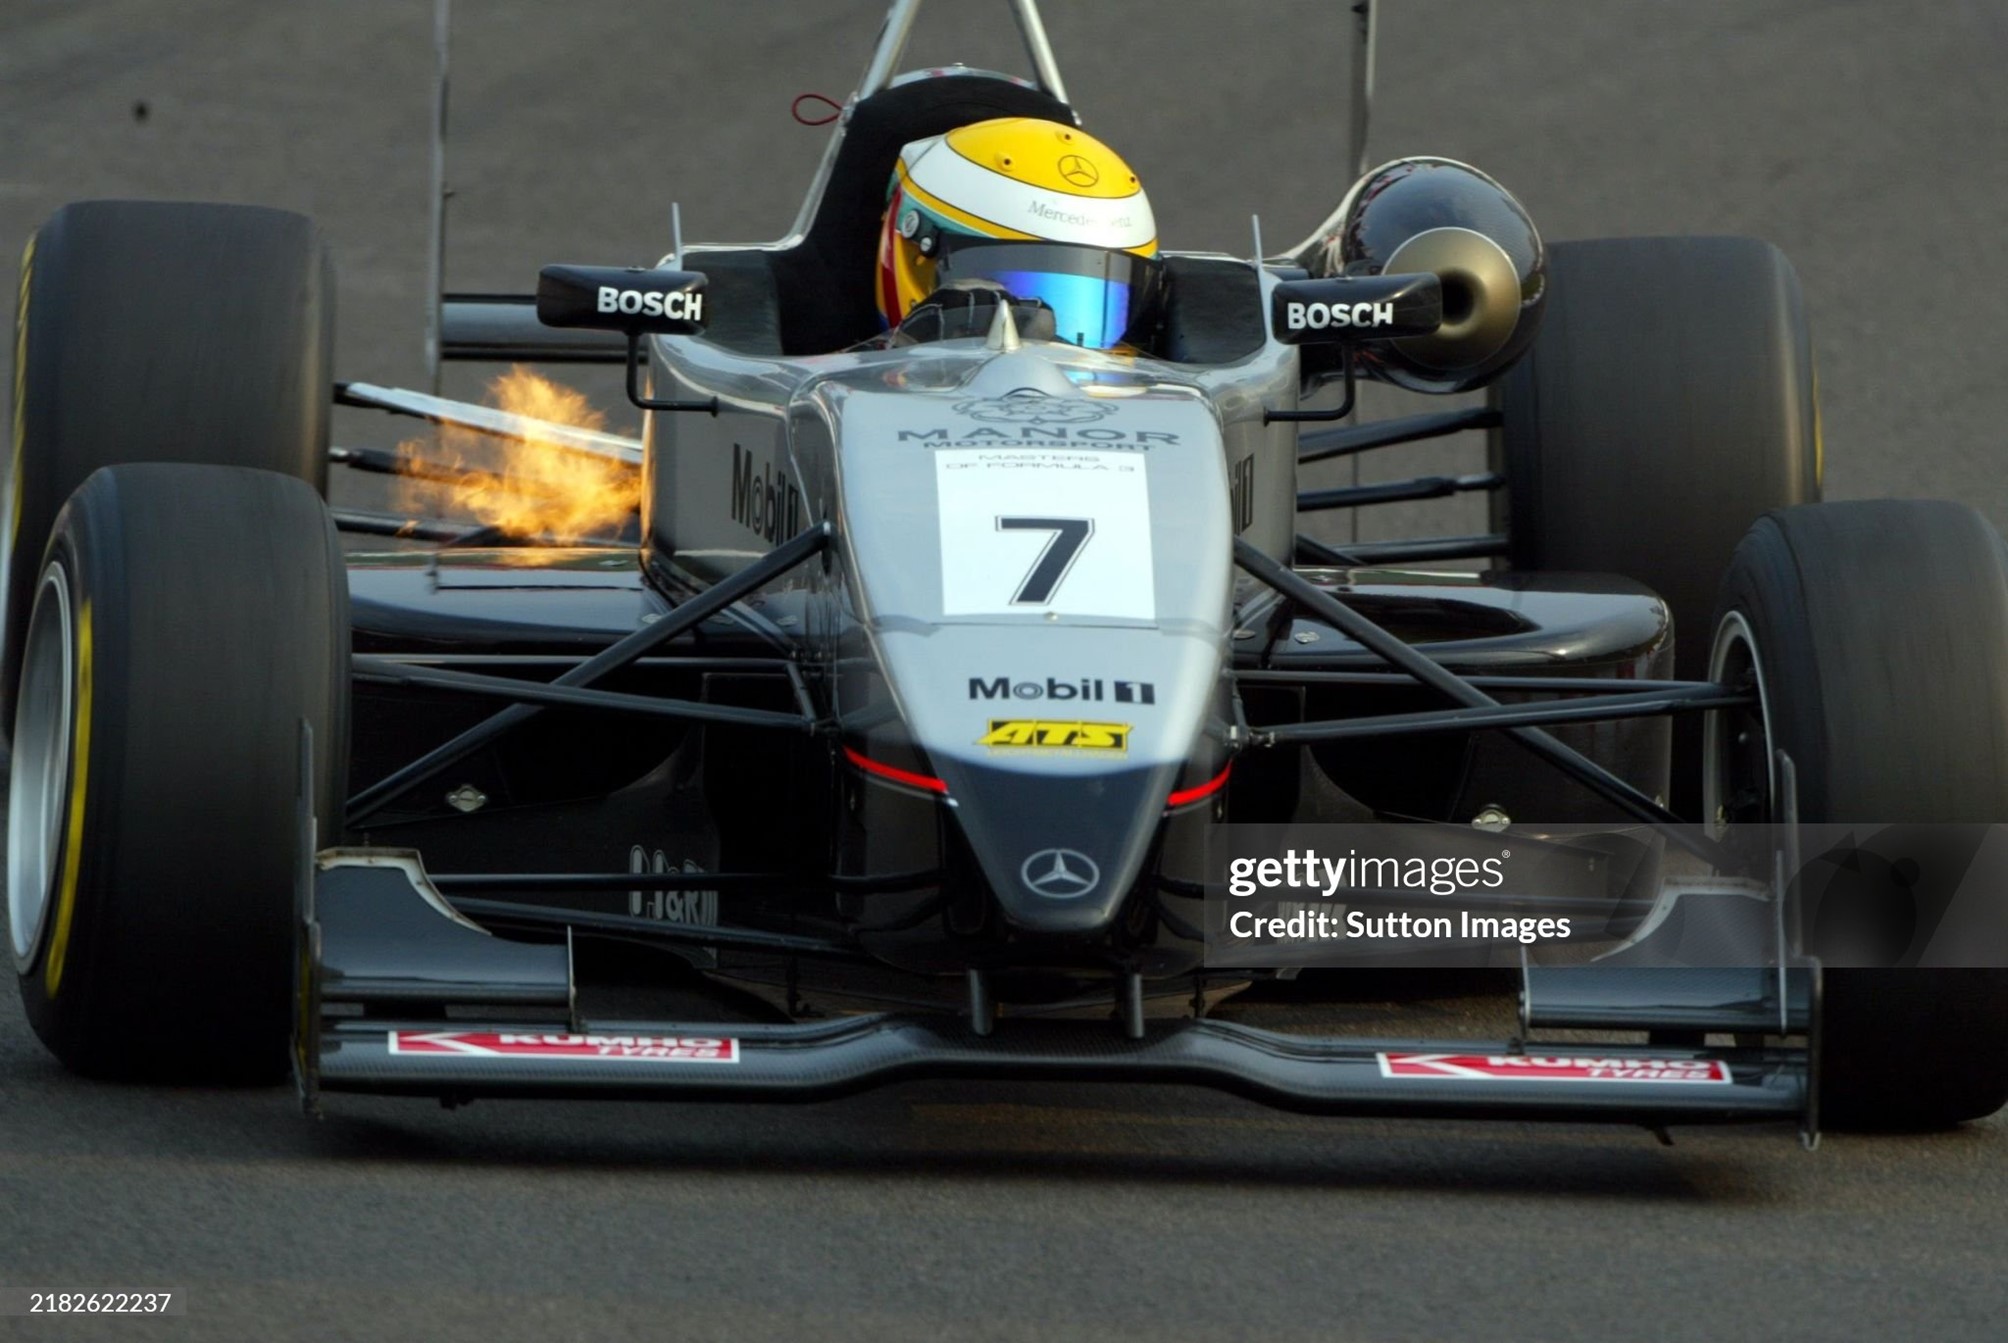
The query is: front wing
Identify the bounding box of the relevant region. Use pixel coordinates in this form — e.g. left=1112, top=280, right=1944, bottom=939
left=297, top=850, right=1814, bottom=1133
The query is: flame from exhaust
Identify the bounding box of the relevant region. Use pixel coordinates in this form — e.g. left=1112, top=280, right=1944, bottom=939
left=394, top=366, right=638, bottom=546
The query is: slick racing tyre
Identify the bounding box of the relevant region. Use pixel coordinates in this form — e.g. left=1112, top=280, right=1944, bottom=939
left=1707, top=501, right=2008, bottom=1128
left=10, top=465, right=349, bottom=1083
left=1492, top=236, right=1820, bottom=816
left=5, top=200, right=333, bottom=745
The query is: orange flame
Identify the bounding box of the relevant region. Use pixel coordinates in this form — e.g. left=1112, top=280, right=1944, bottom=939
left=395, top=366, right=639, bottom=546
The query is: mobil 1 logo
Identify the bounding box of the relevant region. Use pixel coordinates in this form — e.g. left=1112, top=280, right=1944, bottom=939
left=730, top=443, right=802, bottom=543
left=968, top=675, right=1156, bottom=705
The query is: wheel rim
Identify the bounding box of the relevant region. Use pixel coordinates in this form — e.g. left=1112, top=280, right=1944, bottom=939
left=8, top=563, right=73, bottom=970
left=1702, top=609, right=1776, bottom=835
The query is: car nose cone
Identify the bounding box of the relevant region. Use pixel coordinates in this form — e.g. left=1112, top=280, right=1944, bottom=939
left=935, top=758, right=1176, bottom=934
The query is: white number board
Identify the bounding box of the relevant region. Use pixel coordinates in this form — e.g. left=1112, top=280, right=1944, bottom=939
left=935, top=449, right=1155, bottom=620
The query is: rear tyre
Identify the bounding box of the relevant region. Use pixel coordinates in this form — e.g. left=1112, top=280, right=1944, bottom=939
left=1492, top=236, right=1820, bottom=815
left=10, top=464, right=348, bottom=1083
left=1707, top=501, right=2008, bottom=1128
left=5, top=200, right=333, bottom=741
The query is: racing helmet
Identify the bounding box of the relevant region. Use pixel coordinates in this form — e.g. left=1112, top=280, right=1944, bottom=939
left=876, top=117, right=1163, bottom=349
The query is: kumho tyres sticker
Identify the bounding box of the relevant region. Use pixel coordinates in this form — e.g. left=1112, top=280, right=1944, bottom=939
left=978, top=719, right=1130, bottom=751
left=1377, top=1053, right=1731, bottom=1084
left=936, top=448, right=1154, bottom=620
left=389, top=1032, right=740, bottom=1063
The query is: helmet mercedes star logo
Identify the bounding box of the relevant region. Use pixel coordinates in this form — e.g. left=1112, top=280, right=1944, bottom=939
left=1020, top=848, right=1101, bottom=898
left=1057, top=154, right=1100, bottom=188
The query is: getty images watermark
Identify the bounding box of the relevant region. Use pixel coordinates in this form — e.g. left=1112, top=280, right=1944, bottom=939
left=1195, top=823, right=2008, bottom=970
left=1224, top=846, right=1577, bottom=945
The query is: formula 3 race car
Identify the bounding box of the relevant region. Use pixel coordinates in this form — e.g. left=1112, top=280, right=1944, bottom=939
left=9, top=0, right=2008, bottom=1139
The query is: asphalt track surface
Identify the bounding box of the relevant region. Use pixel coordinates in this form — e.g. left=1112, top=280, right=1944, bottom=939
left=4, top=3, right=2008, bottom=1340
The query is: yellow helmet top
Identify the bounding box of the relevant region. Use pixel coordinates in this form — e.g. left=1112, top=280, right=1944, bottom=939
left=877, top=117, right=1160, bottom=346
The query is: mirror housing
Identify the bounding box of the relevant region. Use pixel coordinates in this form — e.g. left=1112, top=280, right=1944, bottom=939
left=536, top=264, right=709, bottom=335
left=1270, top=272, right=1441, bottom=345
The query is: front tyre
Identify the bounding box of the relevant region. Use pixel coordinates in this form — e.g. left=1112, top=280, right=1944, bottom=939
left=12, top=464, right=348, bottom=1083
left=1708, top=500, right=2008, bottom=1128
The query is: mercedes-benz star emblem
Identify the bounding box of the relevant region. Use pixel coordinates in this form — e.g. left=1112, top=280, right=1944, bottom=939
left=1057, top=154, right=1100, bottom=188
left=1021, top=848, right=1101, bottom=899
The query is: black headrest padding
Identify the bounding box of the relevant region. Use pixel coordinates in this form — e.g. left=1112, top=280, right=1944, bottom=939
left=769, top=75, right=1075, bottom=355
left=1157, top=256, right=1266, bottom=365
left=689, top=249, right=784, bottom=356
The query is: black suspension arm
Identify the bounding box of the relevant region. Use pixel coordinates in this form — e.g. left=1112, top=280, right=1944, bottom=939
left=447, top=898, right=866, bottom=962
left=1297, top=406, right=1502, bottom=464
left=1297, top=472, right=1505, bottom=513
left=427, top=869, right=942, bottom=895
left=346, top=522, right=831, bottom=824
left=350, top=657, right=812, bottom=731
left=1232, top=538, right=1723, bottom=857
left=1256, top=684, right=1751, bottom=744
left=1235, top=669, right=1736, bottom=695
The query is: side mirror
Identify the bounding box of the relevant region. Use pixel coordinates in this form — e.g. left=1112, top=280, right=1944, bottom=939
left=1270, top=272, right=1441, bottom=345
left=536, top=264, right=708, bottom=335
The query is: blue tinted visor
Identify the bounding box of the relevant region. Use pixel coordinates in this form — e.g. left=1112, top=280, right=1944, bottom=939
left=933, top=240, right=1163, bottom=350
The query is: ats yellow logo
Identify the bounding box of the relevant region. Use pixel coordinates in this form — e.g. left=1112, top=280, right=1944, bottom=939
left=978, top=720, right=1130, bottom=750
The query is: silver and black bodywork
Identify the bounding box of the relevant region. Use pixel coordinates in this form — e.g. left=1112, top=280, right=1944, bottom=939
left=306, top=0, right=1816, bottom=1134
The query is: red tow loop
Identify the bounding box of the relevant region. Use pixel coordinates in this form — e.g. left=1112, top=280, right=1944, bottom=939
left=791, top=93, right=843, bottom=126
